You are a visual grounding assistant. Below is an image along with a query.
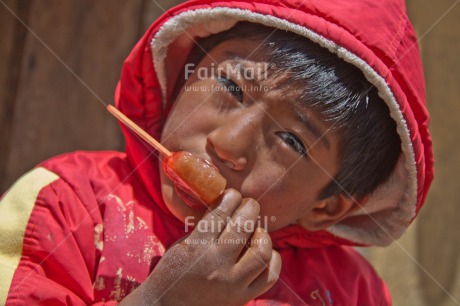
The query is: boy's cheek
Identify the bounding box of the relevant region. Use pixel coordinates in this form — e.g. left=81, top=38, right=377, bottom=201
left=163, top=85, right=223, bottom=135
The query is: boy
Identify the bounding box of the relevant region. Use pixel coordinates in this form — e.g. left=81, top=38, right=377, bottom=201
left=0, top=0, right=433, bottom=305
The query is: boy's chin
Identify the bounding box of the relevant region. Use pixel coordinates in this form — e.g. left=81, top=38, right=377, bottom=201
left=173, top=182, right=209, bottom=212
left=160, top=171, right=210, bottom=224
left=163, top=189, right=209, bottom=225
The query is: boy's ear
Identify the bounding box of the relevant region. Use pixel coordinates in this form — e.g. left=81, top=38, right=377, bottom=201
left=297, top=194, right=368, bottom=231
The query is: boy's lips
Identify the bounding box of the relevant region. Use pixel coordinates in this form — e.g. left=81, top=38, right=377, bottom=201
left=174, top=182, right=208, bottom=211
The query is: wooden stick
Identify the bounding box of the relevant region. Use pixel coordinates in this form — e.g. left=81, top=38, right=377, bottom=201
left=107, top=105, right=172, bottom=157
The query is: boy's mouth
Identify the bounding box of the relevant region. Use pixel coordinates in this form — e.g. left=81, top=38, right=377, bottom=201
left=174, top=182, right=208, bottom=211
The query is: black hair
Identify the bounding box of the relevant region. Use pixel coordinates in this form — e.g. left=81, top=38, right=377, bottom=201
left=177, top=22, right=401, bottom=200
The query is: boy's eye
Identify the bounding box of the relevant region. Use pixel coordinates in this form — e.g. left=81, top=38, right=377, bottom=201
left=217, top=76, right=243, bottom=102
left=276, top=132, right=308, bottom=157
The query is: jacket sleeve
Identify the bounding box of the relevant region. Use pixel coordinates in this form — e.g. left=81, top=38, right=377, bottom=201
left=380, top=281, right=392, bottom=306
left=0, top=167, right=116, bottom=305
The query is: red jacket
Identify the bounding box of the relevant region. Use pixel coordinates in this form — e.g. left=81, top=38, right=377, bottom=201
left=1, top=0, right=433, bottom=305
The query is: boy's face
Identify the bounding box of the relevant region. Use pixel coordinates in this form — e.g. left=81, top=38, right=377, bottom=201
left=160, top=39, right=341, bottom=232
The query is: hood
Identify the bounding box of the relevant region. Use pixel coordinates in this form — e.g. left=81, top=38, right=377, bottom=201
left=115, top=0, right=434, bottom=247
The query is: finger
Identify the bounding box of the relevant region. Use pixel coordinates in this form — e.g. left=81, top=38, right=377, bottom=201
left=218, top=198, right=260, bottom=258
left=233, top=228, right=273, bottom=283
left=189, top=189, right=243, bottom=240
left=246, top=250, right=282, bottom=297
left=171, top=233, right=191, bottom=248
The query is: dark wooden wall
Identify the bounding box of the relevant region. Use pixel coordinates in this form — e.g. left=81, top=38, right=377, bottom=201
left=1, top=1, right=460, bottom=304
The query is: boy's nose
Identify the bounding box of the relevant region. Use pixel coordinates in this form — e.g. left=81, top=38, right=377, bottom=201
left=206, top=110, right=261, bottom=171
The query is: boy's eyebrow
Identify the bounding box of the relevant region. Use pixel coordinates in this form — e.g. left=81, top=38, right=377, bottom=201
left=295, top=109, right=330, bottom=150
left=224, top=51, right=243, bottom=60
left=223, top=52, right=262, bottom=83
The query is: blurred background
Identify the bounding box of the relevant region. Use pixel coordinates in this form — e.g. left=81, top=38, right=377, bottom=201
left=0, top=0, right=459, bottom=305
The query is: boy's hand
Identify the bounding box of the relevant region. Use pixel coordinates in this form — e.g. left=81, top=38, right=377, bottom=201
left=120, top=189, right=282, bottom=306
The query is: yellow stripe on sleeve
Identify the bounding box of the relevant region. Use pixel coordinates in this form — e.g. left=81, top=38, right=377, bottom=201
left=0, top=167, right=59, bottom=304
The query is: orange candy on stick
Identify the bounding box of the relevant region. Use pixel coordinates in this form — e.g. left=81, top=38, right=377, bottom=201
left=107, top=105, right=226, bottom=205
left=163, top=151, right=227, bottom=204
